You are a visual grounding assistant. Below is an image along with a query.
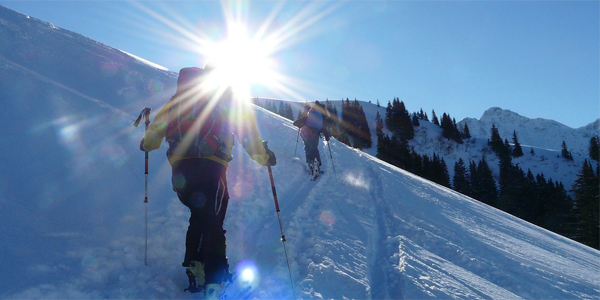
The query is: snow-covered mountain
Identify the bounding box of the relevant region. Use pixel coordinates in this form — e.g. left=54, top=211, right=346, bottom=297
left=1, top=5, right=599, bottom=300
left=258, top=98, right=593, bottom=192
left=459, top=107, right=599, bottom=158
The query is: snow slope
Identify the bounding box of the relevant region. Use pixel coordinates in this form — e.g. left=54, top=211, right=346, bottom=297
left=2, top=105, right=599, bottom=299
left=0, top=5, right=599, bottom=300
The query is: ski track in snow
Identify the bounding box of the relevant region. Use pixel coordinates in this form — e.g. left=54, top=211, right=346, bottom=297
left=364, top=161, right=404, bottom=300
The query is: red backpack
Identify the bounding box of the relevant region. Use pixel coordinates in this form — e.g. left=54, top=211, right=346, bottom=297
left=165, top=68, right=233, bottom=162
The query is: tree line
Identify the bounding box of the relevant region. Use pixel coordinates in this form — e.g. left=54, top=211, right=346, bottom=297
left=377, top=98, right=599, bottom=249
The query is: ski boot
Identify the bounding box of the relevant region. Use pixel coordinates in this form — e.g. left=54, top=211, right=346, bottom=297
left=184, top=261, right=205, bottom=293
left=309, top=159, right=321, bottom=181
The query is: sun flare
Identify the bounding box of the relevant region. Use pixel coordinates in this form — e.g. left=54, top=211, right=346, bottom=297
left=205, top=22, right=278, bottom=99
left=131, top=1, right=339, bottom=101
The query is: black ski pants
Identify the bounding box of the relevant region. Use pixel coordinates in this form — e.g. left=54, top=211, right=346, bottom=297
left=171, top=158, right=229, bottom=284
left=300, top=126, right=322, bottom=166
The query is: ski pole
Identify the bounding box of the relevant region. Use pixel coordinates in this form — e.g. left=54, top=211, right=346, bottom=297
left=133, top=107, right=151, bottom=266
left=263, top=142, right=297, bottom=299
left=326, top=138, right=336, bottom=176
left=293, top=127, right=300, bottom=158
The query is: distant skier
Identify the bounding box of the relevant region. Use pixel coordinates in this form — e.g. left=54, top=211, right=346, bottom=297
left=293, top=100, right=331, bottom=177
left=140, top=65, right=276, bottom=299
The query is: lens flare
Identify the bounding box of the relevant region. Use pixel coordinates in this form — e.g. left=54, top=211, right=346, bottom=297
left=319, top=210, right=336, bottom=226
left=82, top=255, right=98, bottom=271
left=101, top=62, right=118, bottom=77
left=146, top=78, right=164, bottom=94
left=235, top=260, right=259, bottom=286
left=172, top=174, right=186, bottom=190
left=241, top=267, right=255, bottom=282
left=100, top=145, right=127, bottom=167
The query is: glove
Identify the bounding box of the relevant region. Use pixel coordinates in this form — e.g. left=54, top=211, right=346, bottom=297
left=266, top=149, right=277, bottom=166
left=140, top=138, right=146, bottom=151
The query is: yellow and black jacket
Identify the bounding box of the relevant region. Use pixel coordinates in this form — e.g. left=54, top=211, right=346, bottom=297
left=142, top=84, right=269, bottom=167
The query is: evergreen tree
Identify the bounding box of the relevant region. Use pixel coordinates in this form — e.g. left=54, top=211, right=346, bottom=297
left=418, top=108, right=429, bottom=121
left=571, top=160, right=599, bottom=249
left=504, top=139, right=512, bottom=158
left=474, top=158, right=498, bottom=206
left=341, top=99, right=371, bottom=149
left=561, top=141, right=574, bottom=160
left=276, top=101, right=294, bottom=120
left=324, top=99, right=339, bottom=138
left=467, top=160, right=478, bottom=199
left=411, top=149, right=423, bottom=175
left=375, top=111, right=384, bottom=137
left=285, top=103, right=294, bottom=120
left=497, top=158, right=539, bottom=221
left=337, top=130, right=351, bottom=147
left=412, top=113, right=420, bottom=127
left=453, top=158, right=470, bottom=194
left=278, top=101, right=285, bottom=116
left=524, top=169, right=543, bottom=225
left=355, top=102, right=372, bottom=148
left=589, top=136, right=599, bottom=162
left=339, top=99, right=353, bottom=147
left=440, top=113, right=463, bottom=143
left=432, top=110, right=440, bottom=126
left=489, top=124, right=510, bottom=160
left=440, top=157, right=451, bottom=187
left=266, top=100, right=277, bottom=113
left=376, top=134, right=391, bottom=162
left=463, top=123, right=471, bottom=139
left=497, top=156, right=517, bottom=214
left=512, top=130, right=524, bottom=157
left=542, top=178, right=576, bottom=239
left=441, top=113, right=453, bottom=139
left=385, top=98, right=414, bottom=141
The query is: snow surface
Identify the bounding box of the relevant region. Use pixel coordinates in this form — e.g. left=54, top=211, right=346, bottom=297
left=1, top=5, right=599, bottom=300
left=2, top=104, right=599, bottom=299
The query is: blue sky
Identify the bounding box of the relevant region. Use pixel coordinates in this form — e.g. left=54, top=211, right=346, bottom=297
left=1, top=0, right=598, bottom=128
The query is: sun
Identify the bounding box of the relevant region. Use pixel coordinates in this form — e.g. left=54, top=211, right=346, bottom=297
left=205, top=22, right=278, bottom=99
left=130, top=1, right=340, bottom=101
